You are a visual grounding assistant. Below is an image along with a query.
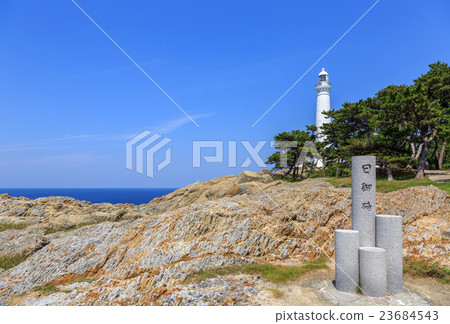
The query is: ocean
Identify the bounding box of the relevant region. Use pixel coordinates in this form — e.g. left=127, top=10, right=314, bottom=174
left=0, top=188, right=177, bottom=205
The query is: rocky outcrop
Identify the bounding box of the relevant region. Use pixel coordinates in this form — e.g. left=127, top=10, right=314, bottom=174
left=0, top=194, right=136, bottom=229
left=141, top=169, right=277, bottom=215
left=0, top=171, right=448, bottom=305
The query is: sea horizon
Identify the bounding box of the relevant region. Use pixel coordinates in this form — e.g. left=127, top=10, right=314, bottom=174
left=0, top=188, right=178, bottom=205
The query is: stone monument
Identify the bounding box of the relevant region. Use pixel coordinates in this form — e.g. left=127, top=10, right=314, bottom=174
left=334, top=229, right=360, bottom=293
left=359, top=247, right=387, bottom=297
left=351, top=156, right=376, bottom=247
left=376, top=215, right=403, bottom=294
left=334, top=155, right=403, bottom=297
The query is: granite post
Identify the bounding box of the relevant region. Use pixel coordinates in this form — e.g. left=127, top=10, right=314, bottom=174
left=359, top=247, right=387, bottom=297
left=351, top=156, right=376, bottom=247
left=334, top=229, right=360, bottom=293
left=376, top=215, right=403, bottom=294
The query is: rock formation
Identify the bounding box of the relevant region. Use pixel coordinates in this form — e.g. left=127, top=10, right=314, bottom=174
left=0, top=170, right=448, bottom=305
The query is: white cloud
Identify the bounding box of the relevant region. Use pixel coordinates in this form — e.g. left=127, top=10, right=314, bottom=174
left=150, top=113, right=214, bottom=134
left=0, top=113, right=214, bottom=154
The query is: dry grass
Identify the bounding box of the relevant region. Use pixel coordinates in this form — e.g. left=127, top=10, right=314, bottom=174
left=0, top=222, right=29, bottom=232
left=0, top=251, right=28, bottom=270
left=404, top=261, right=450, bottom=284
left=44, top=220, right=109, bottom=235
left=264, top=288, right=284, bottom=298
left=74, top=277, right=96, bottom=283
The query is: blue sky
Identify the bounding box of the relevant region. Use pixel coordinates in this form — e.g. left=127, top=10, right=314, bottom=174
left=0, top=0, right=449, bottom=188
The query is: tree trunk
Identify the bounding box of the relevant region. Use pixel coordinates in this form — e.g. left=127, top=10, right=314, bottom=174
left=283, top=165, right=294, bottom=179
left=414, top=143, right=424, bottom=160
left=335, top=166, right=340, bottom=178
left=416, top=131, right=437, bottom=178
left=386, top=163, right=393, bottom=182
left=307, top=162, right=314, bottom=178
left=416, top=141, right=429, bottom=178
left=433, top=139, right=439, bottom=170
left=438, top=141, right=446, bottom=169
left=410, top=142, right=416, bottom=159
left=405, top=143, right=417, bottom=170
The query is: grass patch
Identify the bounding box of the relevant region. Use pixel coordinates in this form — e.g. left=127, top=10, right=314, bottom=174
left=32, top=284, right=59, bottom=295
left=45, top=227, right=77, bottom=235
left=404, top=261, right=450, bottom=284
left=0, top=222, right=29, bottom=232
left=74, top=277, right=96, bottom=283
left=264, top=288, right=284, bottom=298
left=31, top=277, right=96, bottom=295
left=0, top=251, right=28, bottom=270
left=431, top=182, right=450, bottom=194
left=44, top=220, right=109, bottom=235
left=184, top=256, right=328, bottom=284
left=326, top=170, right=450, bottom=194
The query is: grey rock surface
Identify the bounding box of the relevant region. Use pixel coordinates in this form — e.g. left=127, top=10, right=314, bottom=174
left=334, top=229, right=359, bottom=293
left=351, top=156, right=376, bottom=247
left=315, top=280, right=429, bottom=306
left=359, top=247, right=387, bottom=297
left=0, top=173, right=448, bottom=305
left=376, top=215, right=403, bottom=294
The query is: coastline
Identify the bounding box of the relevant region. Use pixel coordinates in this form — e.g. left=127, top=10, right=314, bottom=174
left=0, top=188, right=178, bottom=205
left=0, top=170, right=448, bottom=305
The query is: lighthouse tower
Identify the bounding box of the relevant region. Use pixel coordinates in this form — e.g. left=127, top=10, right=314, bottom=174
left=315, top=68, right=332, bottom=141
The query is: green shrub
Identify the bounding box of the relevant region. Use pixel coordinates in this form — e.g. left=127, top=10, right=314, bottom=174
left=33, top=284, right=59, bottom=295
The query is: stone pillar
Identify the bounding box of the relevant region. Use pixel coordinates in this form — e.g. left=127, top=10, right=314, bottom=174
left=359, top=247, right=387, bottom=297
left=376, top=215, right=403, bottom=294
left=334, top=229, right=360, bottom=293
left=351, top=156, right=376, bottom=246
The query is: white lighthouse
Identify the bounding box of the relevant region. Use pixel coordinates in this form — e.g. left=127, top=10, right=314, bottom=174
left=315, top=68, right=332, bottom=141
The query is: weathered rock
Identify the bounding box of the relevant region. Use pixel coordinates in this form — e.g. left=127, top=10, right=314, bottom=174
left=0, top=225, right=47, bottom=256
left=0, top=174, right=448, bottom=305
left=235, top=169, right=273, bottom=184
left=141, top=169, right=277, bottom=215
